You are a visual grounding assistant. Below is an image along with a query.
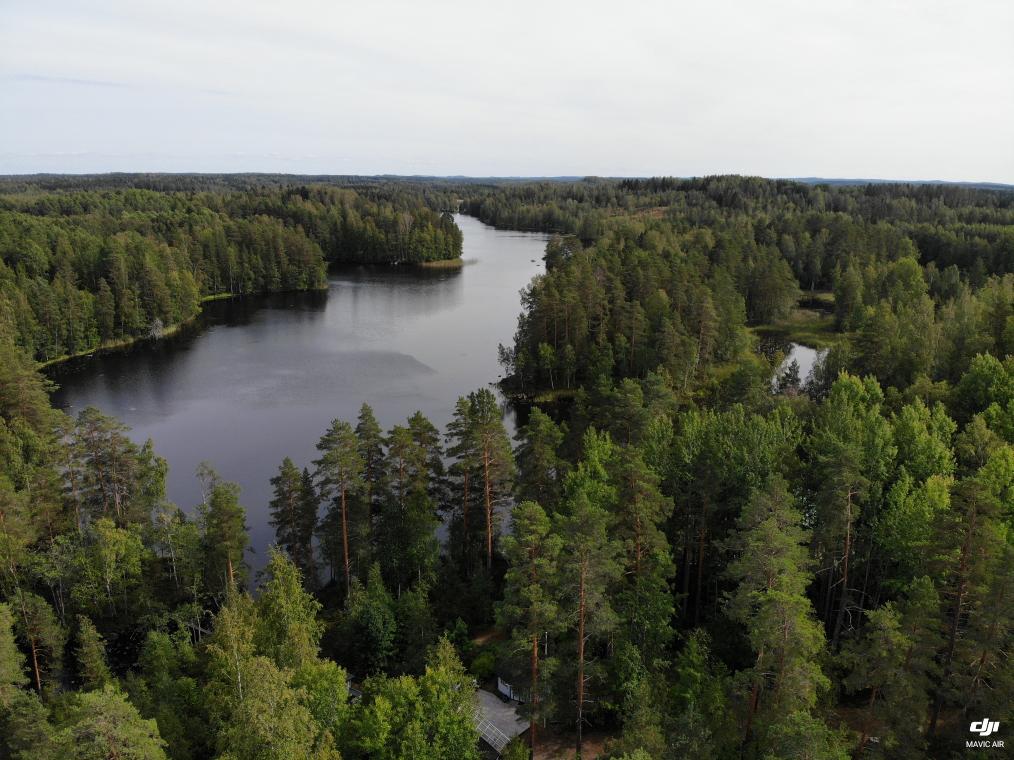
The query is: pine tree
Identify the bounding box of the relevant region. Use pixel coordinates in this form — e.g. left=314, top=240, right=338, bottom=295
left=609, top=449, right=675, bottom=671
left=314, top=419, right=365, bottom=594
left=725, top=476, right=836, bottom=753
left=378, top=421, right=440, bottom=593
left=840, top=576, right=942, bottom=758
left=807, top=373, right=895, bottom=648
left=928, top=446, right=1013, bottom=740
left=468, top=389, right=515, bottom=569
left=666, top=630, right=735, bottom=759
left=52, top=685, right=168, bottom=759
left=556, top=430, right=621, bottom=757
left=13, top=592, right=65, bottom=694
left=445, top=397, right=479, bottom=573
left=498, top=500, right=562, bottom=755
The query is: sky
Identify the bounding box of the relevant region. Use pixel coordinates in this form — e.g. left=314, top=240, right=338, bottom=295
left=1, top=0, right=1012, bottom=182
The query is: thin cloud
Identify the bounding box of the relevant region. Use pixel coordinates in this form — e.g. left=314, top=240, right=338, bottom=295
left=0, top=0, right=1011, bottom=181
left=11, top=73, right=129, bottom=89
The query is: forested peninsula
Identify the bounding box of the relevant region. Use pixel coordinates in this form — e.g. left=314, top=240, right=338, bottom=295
left=1, top=175, right=1013, bottom=760
left=0, top=178, right=462, bottom=363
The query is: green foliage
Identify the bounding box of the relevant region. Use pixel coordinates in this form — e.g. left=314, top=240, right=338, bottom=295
left=199, top=479, right=249, bottom=595
left=213, top=655, right=321, bottom=760
left=0, top=182, right=468, bottom=362
left=468, top=649, right=495, bottom=681
left=255, top=549, right=324, bottom=669
left=268, top=458, right=317, bottom=584
left=74, top=615, right=112, bottom=690
left=665, top=630, right=736, bottom=759
left=444, top=389, right=515, bottom=575
left=0, top=602, right=28, bottom=698
left=314, top=418, right=366, bottom=591
left=291, top=659, right=350, bottom=750
left=2, top=174, right=1014, bottom=759
left=515, top=407, right=567, bottom=505
left=50, top=685, right=168, bottom=760
left=840, top=588, right=941, bottom=758
left=338, top=564, right=397, bottom=676
left=126, top=629, right=209, bottom=760
left=375, top=415, right=443, bottom=592
left=725, top=476, right=834, bottom=752
left=501, top=737, right=531, bottom=760
left=498, top=500, right=563, bottom=742
left=556, top=430, right=623, bottom=753
left=351, top=637, right=478, bottom=760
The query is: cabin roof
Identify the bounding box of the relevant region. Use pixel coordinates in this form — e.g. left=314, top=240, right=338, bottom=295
left=474, top=689, right=529, bottom=754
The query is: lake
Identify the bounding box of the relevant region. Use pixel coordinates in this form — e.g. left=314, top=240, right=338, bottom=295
left=47, top=215, right=550, bottom=567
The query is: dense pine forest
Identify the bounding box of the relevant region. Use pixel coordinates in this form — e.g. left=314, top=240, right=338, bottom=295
left=1, top=175, right=1012, bottom=759
left=0, top=177, right=462, bottom=363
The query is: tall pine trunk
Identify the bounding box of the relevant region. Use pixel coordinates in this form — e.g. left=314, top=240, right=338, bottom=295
left=341, top=486, right=351, bottom=594
left=831, top=490, right=854, bottom=649
left=530, top=633, right=540, bottom=755
left=18, top=591, right=43, bottom=694
left=483, top=447, right=493, bottom=569
left=462, top=470, right=470, bottom=569
left=575, top=560, right=587, bottom=758
left=694, top=518, right=707, bottom=626
left=929, top=502, right=976, bottom=736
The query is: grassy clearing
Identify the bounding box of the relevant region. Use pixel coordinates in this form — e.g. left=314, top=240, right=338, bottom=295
left=751, top=293, right=839, bottom=348
left=531, top=388, right=578, bottom=404
left=416, top=257, right=466, bottom=269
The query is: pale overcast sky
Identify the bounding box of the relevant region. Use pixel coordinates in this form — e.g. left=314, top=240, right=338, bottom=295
left=1, top=0, right=1012, bottom=181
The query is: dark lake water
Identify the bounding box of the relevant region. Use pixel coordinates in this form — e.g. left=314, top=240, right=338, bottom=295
left=48, top=215, right=550, bottom=568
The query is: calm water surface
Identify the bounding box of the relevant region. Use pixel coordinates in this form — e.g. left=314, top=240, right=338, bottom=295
left=773, top=342, right=826, bottom=388
left=48, top=216, right=549, bottom=566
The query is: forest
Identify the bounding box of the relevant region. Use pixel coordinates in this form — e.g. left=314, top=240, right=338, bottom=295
left=0, top=178, right=462, bottom=363
left=0, top=174, right=1012, bottom=760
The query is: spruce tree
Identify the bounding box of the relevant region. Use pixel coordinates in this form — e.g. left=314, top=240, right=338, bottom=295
left=355, top=403, right=386, bottom=568
left=75, top=615, right=112, bottom=690
left=200, top=479, right=249, bottom=595
left=268, top=458, right=316, bottom=582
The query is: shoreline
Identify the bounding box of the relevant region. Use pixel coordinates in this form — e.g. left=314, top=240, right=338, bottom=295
left=37, top=250, right=466, bottom=371
left=38, top=286, right=329, bottom=370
